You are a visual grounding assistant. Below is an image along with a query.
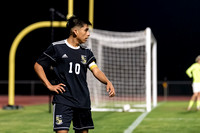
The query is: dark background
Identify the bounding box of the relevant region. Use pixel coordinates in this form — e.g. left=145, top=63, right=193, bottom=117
left=1, top=0, right=200, bottom=95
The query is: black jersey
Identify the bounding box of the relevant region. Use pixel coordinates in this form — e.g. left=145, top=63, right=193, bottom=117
left=37, top=39, right=96, bottom=109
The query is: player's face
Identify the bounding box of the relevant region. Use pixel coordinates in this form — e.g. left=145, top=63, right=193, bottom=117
left=76, top=24, right=90, bottom=44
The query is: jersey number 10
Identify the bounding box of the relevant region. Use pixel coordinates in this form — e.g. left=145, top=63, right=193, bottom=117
left=69, top=62, right=80, bottom=74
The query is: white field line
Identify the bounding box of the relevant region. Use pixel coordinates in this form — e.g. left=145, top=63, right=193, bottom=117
left=123, top=111, right=148, bottom=133
left=124, top=102, right=164, bottom=133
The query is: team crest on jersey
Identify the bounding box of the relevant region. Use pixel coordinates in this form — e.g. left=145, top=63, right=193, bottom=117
left=81, top=55, right=87, bottom=64
left=56, top=115, right=63, bottom=125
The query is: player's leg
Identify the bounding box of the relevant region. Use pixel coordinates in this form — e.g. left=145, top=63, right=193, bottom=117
left=196, top=92, right=200, bottom=110
left=188, top=83, right=199, bottom=110
left=196, top=83, right=200, bottom=110
left=187, top=93, right=198, bottom=110
left=56, top=130, right=68, bottom=133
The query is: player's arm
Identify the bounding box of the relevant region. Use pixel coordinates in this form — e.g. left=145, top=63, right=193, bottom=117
left=89, top=62, right=115, bottom=97
left=34, top=62, right=65, bottom=94
left=186, top=65, right=193, bottom=78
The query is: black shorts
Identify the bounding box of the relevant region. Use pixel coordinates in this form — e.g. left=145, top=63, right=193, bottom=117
left=53, top=103, right=94, bottom=131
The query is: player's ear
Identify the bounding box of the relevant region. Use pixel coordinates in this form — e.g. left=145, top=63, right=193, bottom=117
left=72, top=27, right=78, bottom=37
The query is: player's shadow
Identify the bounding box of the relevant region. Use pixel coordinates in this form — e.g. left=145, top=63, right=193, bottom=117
left=179, top=109, right=199, bottom=114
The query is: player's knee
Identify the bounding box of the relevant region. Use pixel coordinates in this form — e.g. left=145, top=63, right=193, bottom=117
left=56, top=130, right=68, bottom=133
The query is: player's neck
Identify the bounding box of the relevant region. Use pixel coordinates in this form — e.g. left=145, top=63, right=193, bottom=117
left=66, top=37, right=80, bottom=47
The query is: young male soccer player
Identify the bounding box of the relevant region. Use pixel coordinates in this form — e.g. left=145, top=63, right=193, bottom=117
left=186, top=55, right=200, bottom=111
left=34, top=16, right=115, bottom=133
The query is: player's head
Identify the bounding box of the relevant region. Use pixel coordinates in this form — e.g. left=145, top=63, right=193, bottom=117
left=195, top=55, right=200, bottom=63
left=66, top=16, right=92, bottom=39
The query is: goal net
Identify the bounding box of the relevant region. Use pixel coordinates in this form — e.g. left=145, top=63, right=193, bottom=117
left=86, top=28, right=157, bottom=112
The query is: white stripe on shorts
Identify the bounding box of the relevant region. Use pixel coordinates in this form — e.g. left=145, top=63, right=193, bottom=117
left=73, top=126, right=94, bottom=130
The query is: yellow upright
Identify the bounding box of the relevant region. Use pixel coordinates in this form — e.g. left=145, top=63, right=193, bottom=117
left=89, top=0, right=94, bottom=29
left=8, top=21, right=67, bottom=106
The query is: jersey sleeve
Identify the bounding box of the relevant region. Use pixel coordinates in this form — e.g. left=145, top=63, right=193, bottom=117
left=87, top=50, right=97, bottom=70
left=36, top=44, right=57, bottom=68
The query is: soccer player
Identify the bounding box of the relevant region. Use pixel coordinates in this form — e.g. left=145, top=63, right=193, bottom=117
left=34, top=16, right=115, bottom=133
left=186, top=55, right=200, bottom=111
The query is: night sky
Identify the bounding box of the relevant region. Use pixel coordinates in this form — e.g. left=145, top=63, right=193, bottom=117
left=2, top=0, right=200, bottom=82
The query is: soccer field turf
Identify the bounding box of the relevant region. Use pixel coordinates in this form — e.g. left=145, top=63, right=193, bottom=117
left=0, top=101, right=199, bottom=133
left=134, top=101, right=200, bottom=133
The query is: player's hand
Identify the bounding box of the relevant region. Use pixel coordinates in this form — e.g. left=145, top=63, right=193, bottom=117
left=106, top=81, right=115, bottom=97
left=48, top=83, right=66, bottom=94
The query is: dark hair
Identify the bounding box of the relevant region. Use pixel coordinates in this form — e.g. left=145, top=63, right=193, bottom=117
left=66, top=16, right=92, bottom=37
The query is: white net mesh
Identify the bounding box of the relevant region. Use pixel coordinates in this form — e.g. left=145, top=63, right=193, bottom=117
left=86, top=29, right=156, bottom=112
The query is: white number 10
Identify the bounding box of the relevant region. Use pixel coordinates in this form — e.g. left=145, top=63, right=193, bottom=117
left=69, top=62, right=80, bottom=74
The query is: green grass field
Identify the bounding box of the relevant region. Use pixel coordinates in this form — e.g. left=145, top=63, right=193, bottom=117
left=0, top=101, right=199, bottom=133
left=134, top=101, right=200, bottom=133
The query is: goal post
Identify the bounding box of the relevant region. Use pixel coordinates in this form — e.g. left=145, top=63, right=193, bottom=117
left=145, top=27, right=157, bottom=112
left=86, top=28, right=157, bottom=112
